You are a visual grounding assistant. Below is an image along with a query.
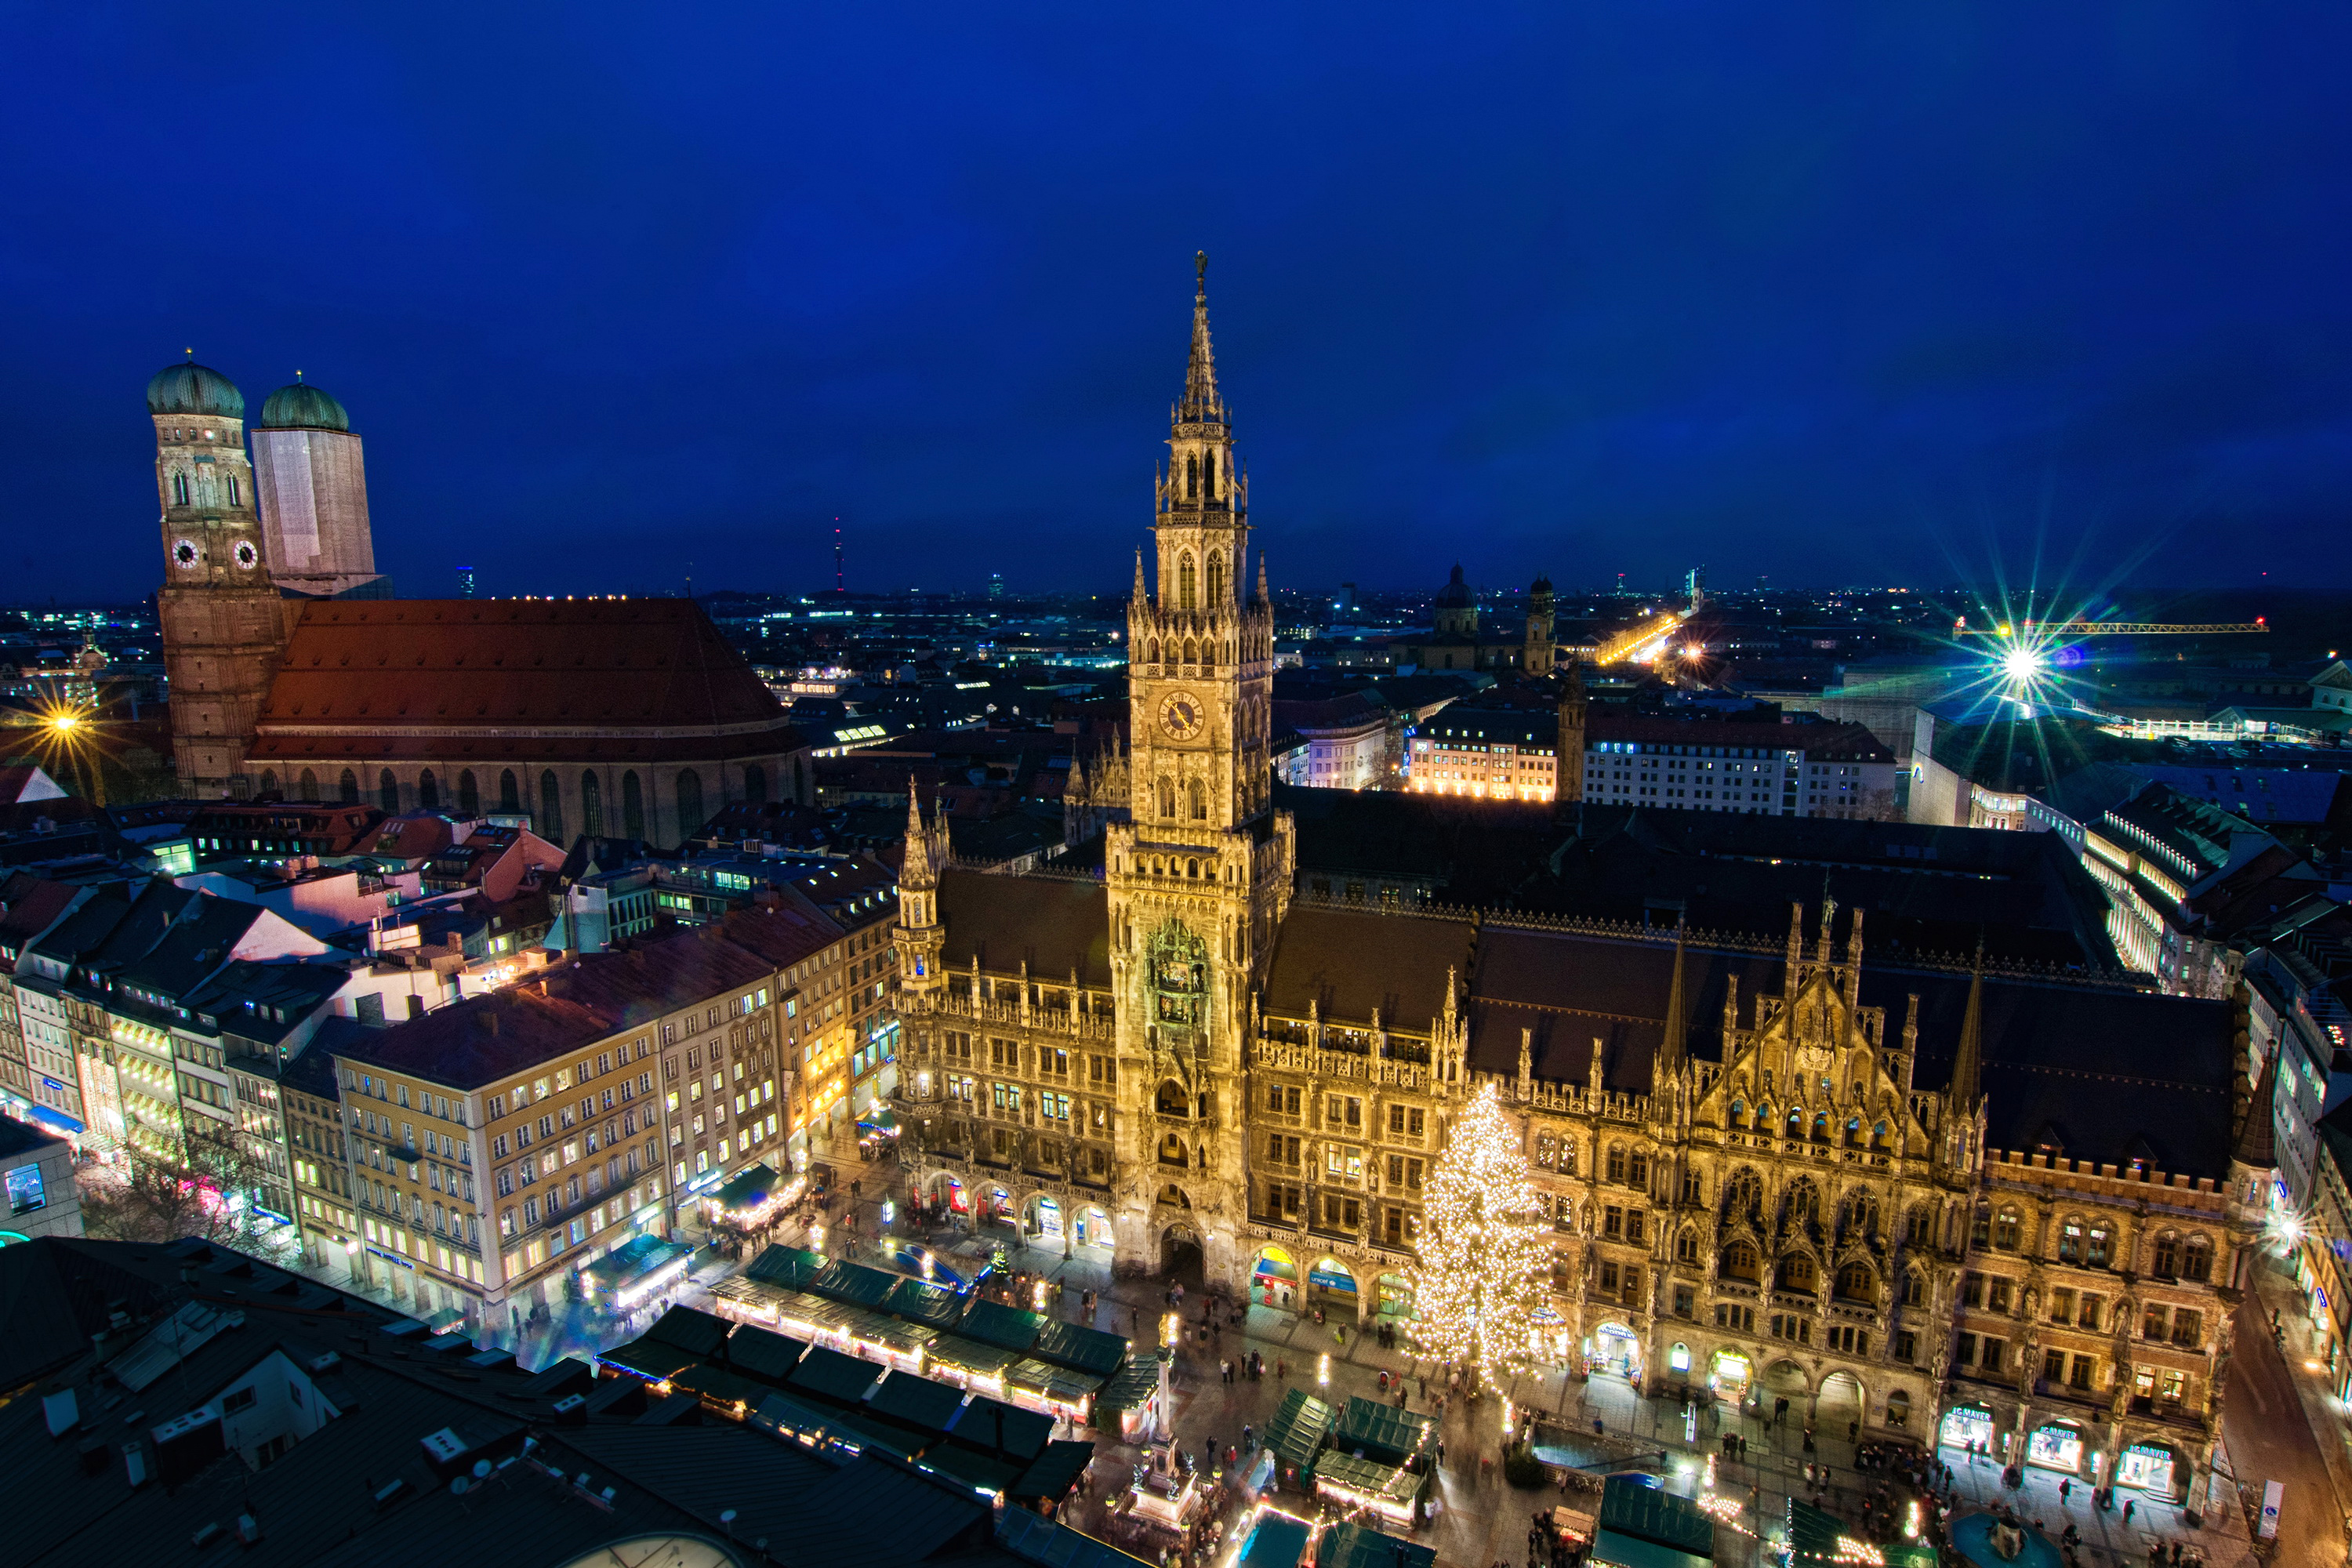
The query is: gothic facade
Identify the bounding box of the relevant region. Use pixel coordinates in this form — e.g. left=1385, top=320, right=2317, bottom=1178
left=884, top=261, right=2269, bottom=1509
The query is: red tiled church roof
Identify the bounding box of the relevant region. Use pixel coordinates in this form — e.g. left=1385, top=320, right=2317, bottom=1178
left=246, top=598, right=804, bottom=764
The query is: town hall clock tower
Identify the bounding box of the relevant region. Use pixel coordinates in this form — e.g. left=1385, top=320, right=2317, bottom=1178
left=1105, top=256, right=1294, bottom=1285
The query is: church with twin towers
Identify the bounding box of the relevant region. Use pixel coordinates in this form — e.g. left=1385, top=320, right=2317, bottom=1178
left=142, top=361, right=811, bottom=839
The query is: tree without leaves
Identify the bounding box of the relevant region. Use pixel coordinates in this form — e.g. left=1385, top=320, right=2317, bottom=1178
left=82, top=1120, right=277, bottom=1247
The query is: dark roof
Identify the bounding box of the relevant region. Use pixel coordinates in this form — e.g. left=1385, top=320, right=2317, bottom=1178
left=249, top=598, right=805, bottom=766
left=936, top=869, right=1111, bottom=987
left=745, top=1243, right=826, bottom=1290
left=1327, top=1396, right=1436, bottom=1466
left=642, top=1304, right=731, bottom=1358
left=1264, top=906, right=1475, bottom=1030
left=0, top=1115, right=68, bottom=1162
left=723, top=1326, right=808, bottom=1386
left=1009, top=1439, right=1097, bottom=1501
left=147, top=360, right=243, bottom=417
left=789, top=1344, right=884, bottom=1403
left=958, top=1298, right=1047, bottom=1353
left=1029, top=1318, right=1128, bottom=1377
left=256, top=380, right=350, bottom=432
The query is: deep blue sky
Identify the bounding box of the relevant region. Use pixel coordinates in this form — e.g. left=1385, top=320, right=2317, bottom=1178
left=8, top=4, right=2350, bottom=601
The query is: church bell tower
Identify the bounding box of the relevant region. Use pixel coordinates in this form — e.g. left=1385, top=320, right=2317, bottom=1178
left=148, top=360, right=286, bottom=796
left=1105, top=255, right=1294, bottom=1286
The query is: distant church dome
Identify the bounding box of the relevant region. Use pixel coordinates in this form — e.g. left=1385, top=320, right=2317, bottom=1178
left=1530, top=572, right=1554, bottom=596
left=1433, top=564, right=1476, bottom=609
left=258, top=380, right=351, bottom=432
left=146, top=361, right=244, bottom=419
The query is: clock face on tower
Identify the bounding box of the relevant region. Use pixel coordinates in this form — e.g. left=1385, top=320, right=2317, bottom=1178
left=1157, top=691, right=1205, bottom=742
left=172, top=539, right=199, bottom=570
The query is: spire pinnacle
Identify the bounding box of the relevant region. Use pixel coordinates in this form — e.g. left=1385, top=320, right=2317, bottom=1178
left=2234, top=1048, right=2278, bottom=1167
left=1178, top=252, right=1225, bottom=427
left=1951, top=938, right=1986, bottom=1107
left=1657, top=924, right=1690, bottom=1074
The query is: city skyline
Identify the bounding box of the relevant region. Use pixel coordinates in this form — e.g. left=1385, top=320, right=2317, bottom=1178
left=8, top=9, right=2350, bottom=600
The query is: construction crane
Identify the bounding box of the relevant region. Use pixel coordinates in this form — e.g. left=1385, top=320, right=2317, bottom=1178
left=1954, top=617, right=2267, bottom=637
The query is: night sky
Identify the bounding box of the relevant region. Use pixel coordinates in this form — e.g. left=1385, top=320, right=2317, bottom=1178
left=9, top=5, right=2350, bottom=601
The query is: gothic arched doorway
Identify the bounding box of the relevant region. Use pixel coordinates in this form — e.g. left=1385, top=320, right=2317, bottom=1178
left=1161, top=1223, right=1204, bottom=1291
left=1815, top=1369, right=1865, bottom=1436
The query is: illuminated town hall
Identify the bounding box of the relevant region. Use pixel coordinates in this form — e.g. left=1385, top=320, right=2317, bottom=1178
left=888, top=262, right=2276, bottom=1512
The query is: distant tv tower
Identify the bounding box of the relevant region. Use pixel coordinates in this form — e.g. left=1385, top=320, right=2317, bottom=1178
left=834, top=519, right=844, bottom=595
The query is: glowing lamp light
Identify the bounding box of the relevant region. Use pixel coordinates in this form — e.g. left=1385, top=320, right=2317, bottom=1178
left=2000, top=647, right=2043, bottom=682
left=1317, top=1352, right=1330, bottom=1385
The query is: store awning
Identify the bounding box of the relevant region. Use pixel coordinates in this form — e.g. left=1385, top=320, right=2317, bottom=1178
left=1030, top=1317, right=1128, bottom=1377
left=1310, top=1450, right=1420, bottom=1510
left=712, top=1160, right=780, bottom=1213
left=811, top=1258, right=902, bottom=1310
left=959, top=1298, right=1047, bottom=1352
left=1330, top=1395, right=1436, bottom=1466
left=744, top=1243, right=827, bottom=1291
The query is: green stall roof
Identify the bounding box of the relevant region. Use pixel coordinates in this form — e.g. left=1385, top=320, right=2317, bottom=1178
left=1601, top=1476, right=1715, bottom=1559
left=641, top=1303, right=731, bottom=1357
left=811, top=1257, right=903, bottom=1310
left=1594, top=1530, right=1712, bottom=1568
left=722, top=1325, right=808, bottom=1386
left=598, top=1337, right=702, bottom=1383
left=883, top=1274, right=968, bottom=1329
left=1006, top=1356, right=1103, bottom=1407
left=1316, top=1520, right=1437, bottom=1568
left=1094, top=1353, right=1164, bottom=1417
left=788, top=1344, right=884, bottom=1403
left=1010, top=1438, right=1098, bottom=1501
left=960, top=1298, right=1049, bottom=1352
left=866, top=1367, right=969, bottom=1435
left=931, top=1332, right=1024, bottom=1382
left=744, top=1243, right=827, bottom=1290
left=1265, top=1387, right=1336, bottom=1472
left=1310, top=1450, right=1421, bottom=1511
left=1329, top=1396, right=1436, bottom=1466
left=1031, top=1317, right=1130, bottom=1377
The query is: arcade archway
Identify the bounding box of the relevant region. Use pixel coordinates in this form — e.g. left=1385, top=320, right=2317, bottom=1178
left=1252, top=1245, right=1300, bottom=1311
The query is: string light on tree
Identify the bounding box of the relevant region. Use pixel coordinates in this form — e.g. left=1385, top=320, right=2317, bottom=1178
left=1407, top=1081, right=1552, bottom=1391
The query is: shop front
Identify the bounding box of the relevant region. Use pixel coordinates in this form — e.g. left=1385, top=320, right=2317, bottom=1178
left=1537, top=1305, right=1570, bottom=1362
left=1075, top=1206, right=1113, bottom=1249
left=1026, top=1194, right=1064, bottom=1240
left=1709, top=1348, right=1751, bottom=1401
left=1940, top=1404, right=1996, bottom=1454
left=2026, top=1422, right=2086, bottom=1475
left=1254, top=1246, right=1300, bottom=1310
left=1307, top=1257, right=1359, bottom=1315
left=1375, top=1272, right=1413, bottom=1327
left=979, top=1184, right=1016, bottom=1225
left=2117, top=1443, right=2180, bottom=1498
left=1586, top=1321, right=1643, bottom=1380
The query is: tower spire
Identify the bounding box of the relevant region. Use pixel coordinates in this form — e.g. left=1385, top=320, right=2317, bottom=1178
left=1951, top=939, right=1986, bottom=1107
left=1657, top=924, right=1690, bottom=1076
left=1180, top=250, right=1224, bottom=427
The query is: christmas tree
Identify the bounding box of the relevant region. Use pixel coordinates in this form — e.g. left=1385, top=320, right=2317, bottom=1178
left=1407, top=1081, right=1553, bottom=1390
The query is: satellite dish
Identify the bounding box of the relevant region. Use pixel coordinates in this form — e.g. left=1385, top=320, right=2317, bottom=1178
left=449, top=1476, right=470, bottom=1495
left=472, top=1459, right=492, bottom=1479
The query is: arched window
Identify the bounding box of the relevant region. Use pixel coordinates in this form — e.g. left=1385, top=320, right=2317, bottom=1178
left=742, top=763, right=765, bottom=805
left=1207, top=551, right=1225, bottom=604
left=1185, top=858, right=1199, bottom=879
left=1724, top=1168, right=1762, bottom=1219
left=172, top=473, right=190, bottom=506
left=1730, top=1098, right=1745, bottom=1124
left=1156, top=1080, right=1189, bottom=1115
left=1846, top=1116, right=1863, bottom=1145
left=1886, top=1390, right=1911, bottom=1428
left=457, top=769, right=479, bottom=817
left=2152, top=1232, right=2180, bottom=1278
left=1157, top=776, right=1177, bottom=818
left=499, top=769, right=521, bottom=815
left=1813, top=1112, right=1831, bottom=1142
left=1185, top=455, right=1198, bottom=499
left=622, top=771, right=645, bottom=839
left=539, top=770, right=564, bottom=842
left=1181, top=639, right=1197, bottom=666
left=1189, top=779, right=1207, bottom=820
left=379, top=769, right=400, bottom=815
left=580, top=771, right=603, bottom=837
left=1145, top=639, right=1160, bottom=666
left=257, top=769, right=279, bottom=798
left=1900, top=1269, right=1925, bottom=1306
left=1178, top=554, right=1196, bottom=610
left=2058, top=1218, right=2085, bottom=1264
left=1993, top=1208, right=2022, bottom=1251
left=1200, top=638, right=1215, bottom=672
left=1782, top=1180, right=1819, bottom=1229
left=1204, top=451, right=1218, bottom=499
left=1786, top=1107, right=1804, bottom=1139
left=1158, top=1132, right=1188, bottom=1167
left=2086, top=1225, right=2111, bottom=1268
left=1871, top=1120, right=1891, bottom=1150
left=1835, top=1263, right=1875, bottom=1304
left=1779, top=1254, right=1817, bottom=1293
left=417, top=769, right=440, bottom=811
left=1675, top=1228, right=1698, bottom=1264
left=1606, top=1145, right=1627, bottom=1182
left=298, top=768, right=319, bottom=803
left=1906, top=1205, right=1934, bottom=1246
left=339, top=768, right=360, bottom=804
left=2182, top=1235, right=2212, bottom=1282
left=676, top=768, right=705, bottom=837
left=1722, top=1242, right=1759, bottom=1283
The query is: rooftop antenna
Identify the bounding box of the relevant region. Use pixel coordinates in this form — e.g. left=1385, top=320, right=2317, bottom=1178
left=834, top=520, right=845, bottom=595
